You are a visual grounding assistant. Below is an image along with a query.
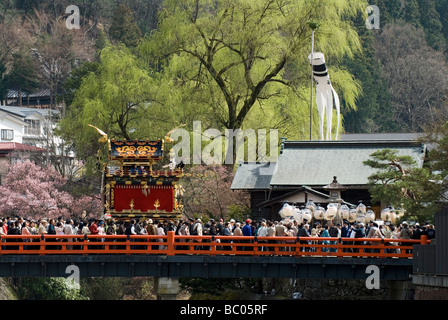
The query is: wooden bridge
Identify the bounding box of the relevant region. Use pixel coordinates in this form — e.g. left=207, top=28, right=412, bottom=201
left=0, top=233, right=428, bottom=280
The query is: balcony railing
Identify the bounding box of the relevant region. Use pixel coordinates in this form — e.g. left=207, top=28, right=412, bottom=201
left=0, top=233, right=429, bottom=258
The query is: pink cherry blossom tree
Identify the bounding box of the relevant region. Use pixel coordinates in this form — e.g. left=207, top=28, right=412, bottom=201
left=0, top=160, right=101, bottom=220
left=181, top=165, right=251, bottom=221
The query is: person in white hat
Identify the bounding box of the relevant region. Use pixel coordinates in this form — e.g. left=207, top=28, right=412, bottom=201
left=191, top=219, right=203, bottom=250
left=193, top=219, right=203, bottom=236
left=38, top=220, right=48, bottom=235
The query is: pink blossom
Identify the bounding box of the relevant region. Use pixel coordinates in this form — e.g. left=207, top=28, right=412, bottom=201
left=0, top=160, right=101, bottom=220
left=182, top=164, right=250, bottom=220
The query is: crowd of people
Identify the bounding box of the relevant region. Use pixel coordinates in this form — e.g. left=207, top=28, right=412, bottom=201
left=0, top=215, right=436, bottom=253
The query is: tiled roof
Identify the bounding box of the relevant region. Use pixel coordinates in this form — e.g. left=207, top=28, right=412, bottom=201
left=230, top=162, right=276, bottom=190
left=269, top=140, right=426, bottom=187
left=231, top=139, right=427, bottom=189
left=340, top=133, right=422, bottom=141
left=7, top=88, right=51, bottom=99
left=0, top=105, right=58, bottom=118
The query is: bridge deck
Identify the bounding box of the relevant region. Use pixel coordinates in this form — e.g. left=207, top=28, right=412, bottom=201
left=0, top=233, right=424, bottom=279
left=0, top=254, right=413, bottom=279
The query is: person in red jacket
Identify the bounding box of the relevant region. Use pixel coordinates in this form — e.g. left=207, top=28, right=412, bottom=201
left=89, top=219, right=99, bottom=235
left=88, top=219, right=99, bottom=249
left=1, top=218, right=7, bottom=235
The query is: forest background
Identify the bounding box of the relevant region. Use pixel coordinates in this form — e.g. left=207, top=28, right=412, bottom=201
left=1, top=0, right=448, bottom=301
left=1, top=0, right=448, bottom=221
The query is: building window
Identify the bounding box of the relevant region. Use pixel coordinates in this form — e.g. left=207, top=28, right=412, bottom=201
left=1, top=129, right=14, bottom=141
left=24, top=119, right=41, bottom=135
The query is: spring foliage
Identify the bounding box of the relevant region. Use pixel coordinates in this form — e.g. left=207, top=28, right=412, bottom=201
left=364, top=149, right=441, bottom=222
left=0, top=160, right=101, bottom=220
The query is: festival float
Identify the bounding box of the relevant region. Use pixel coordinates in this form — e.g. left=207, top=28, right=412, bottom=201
left=90, top=125, right=186, bottom=221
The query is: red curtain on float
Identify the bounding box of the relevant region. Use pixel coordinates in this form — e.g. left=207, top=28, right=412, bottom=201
left=114, top=185, right=174, bottom=212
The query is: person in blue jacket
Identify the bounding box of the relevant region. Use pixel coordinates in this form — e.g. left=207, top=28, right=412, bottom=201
left=242, top=219, right=252, bottom=236
left=242, top=219, right=253, bottom=251
left=320, top=225, right=330, bottom=252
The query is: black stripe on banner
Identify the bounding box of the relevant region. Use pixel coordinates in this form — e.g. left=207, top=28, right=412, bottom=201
left=313, top=64, right=327, bottom=72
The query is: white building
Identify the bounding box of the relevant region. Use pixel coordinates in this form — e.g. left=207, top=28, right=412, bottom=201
left=0, top=109, right=28, bottom=144
left=0, top=105, right=61, bottom=151
left=0, top=105, right=78, bottom=181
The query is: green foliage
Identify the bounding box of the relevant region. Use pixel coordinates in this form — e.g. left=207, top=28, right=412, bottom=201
left=18, top=278, right=88, bottom=300
left=109, top=4, right=143, bottom=48
left=0, top=62, right=8, bottom=103
left=364, top=149, right=441, bottom=222
left=227, top=204, right=253, bottom=222
left=59, top=44, right=164, bottom=172
left=416, top=0, right=446, bottom=50
left=374, top=0, right=402, bottom=24
left=14, top=0, right=40, bottom=13
left=425, top=122, right=448, bottom=176
left=59, top=0, right=367, bottom=168
left=437, top=0, right=448, bottom=45
left=63, top=61, right=100, bottom=108
left=4, top=51, right=39, bottom=98
left=423, top=121, right=448, bottom=208
left=95, top=28, right=110, bottom=52
left=2, top=0, right=448, bottom=140
left=139, top=0, right=367, bottom=142
left=79, top=278, right=156, bottom=300
left=15, top=277, right=159, bottom=300
left=341, top=12, right=395, bottom=133
left=402, top=0, right=422, bottom=28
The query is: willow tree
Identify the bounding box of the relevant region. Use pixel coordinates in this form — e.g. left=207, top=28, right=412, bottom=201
left=59, top=44, right=168, bottom=173
left=138, top=0, right=365, bottom=147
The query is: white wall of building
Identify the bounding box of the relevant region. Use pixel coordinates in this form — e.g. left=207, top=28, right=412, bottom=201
left=0, top=111, right=27, bottom=144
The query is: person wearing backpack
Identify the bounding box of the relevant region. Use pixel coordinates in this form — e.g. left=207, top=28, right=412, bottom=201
left=192, top=219, right=203, bottom=250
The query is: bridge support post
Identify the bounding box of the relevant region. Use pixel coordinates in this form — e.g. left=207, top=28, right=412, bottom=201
left=387, top=280, right=413, bottom=300
left=155, top=277, right=179, bottom=300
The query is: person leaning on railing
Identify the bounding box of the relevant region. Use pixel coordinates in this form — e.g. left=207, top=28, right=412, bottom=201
left=380, top=224, right=393, bottom=254
left=284, top=222, right=296, bottom=252
left=80, top=220, right=91, bottom=250
left=275, top=221, right=287, bottom=251
left=352, top=222, right=366, bottom=253
left=399, top=222, right=412, bottom=254
left=0, top=221, right=6, bottom=250
left=157, top=222, right=167, bottom=250
left=257, top=221, right=268, bottom=251
left=340, top=220, right=350, bottom=252
left=21, top=220, right=32, bottom=250
left=266, top=221, right=276, bottom=253
left=105, top=220, right=117, bottom=250
left=298, top=223, right=311, bottom=252
left=366, top=222, right=383, bottom=253
left=45, top=219, right=58, bottom=250
left=38, top=220, right=48, bottom=235
left=176, top=220, right=190, bottom=250
left=242, top=219, right=253, bottom=251
left=233, top=222, right=243, bottom=251
left=145, top=219, right=158, bottom=250
left=310, top=227, right=319, bottom=252
left=328, top=222, right=339, bottom=253
left=191, top=218, right=203, bottom=251
left=320, top=225, right=330, bottom=253
left=208, top=220, right=220, bottom=250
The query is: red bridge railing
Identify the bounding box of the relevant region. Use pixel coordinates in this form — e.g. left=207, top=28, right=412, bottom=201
left=0, top=233, right=429, bottom=258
